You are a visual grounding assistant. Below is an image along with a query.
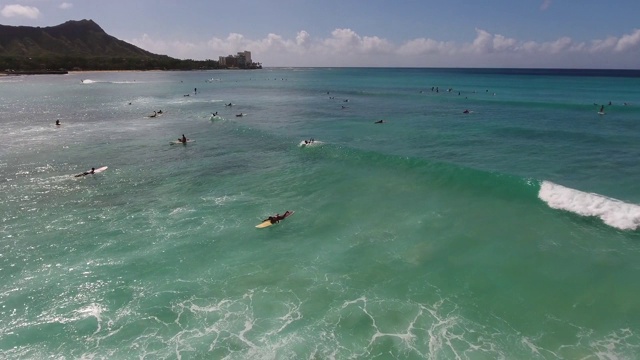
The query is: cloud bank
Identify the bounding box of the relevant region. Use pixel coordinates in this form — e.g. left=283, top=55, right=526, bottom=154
left=128, top=27, right=640, bottom=69
left=1, top=4, right=41, bottom=19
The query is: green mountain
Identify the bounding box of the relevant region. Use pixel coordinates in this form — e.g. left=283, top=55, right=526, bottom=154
left=0, top=19, right=219, bottom=72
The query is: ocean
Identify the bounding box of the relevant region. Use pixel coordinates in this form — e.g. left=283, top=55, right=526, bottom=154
left=1, top=68, right=640, bottom=359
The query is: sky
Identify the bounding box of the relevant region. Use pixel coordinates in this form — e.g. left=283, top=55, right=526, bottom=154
left=1, top=0, right=640, bottom=69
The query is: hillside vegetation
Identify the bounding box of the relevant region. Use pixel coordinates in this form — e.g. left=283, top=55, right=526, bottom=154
left=0, top=19, right=219, bottom=72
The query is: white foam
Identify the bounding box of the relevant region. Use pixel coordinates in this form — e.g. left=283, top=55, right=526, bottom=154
left=539, top=181, right=640, bottom=230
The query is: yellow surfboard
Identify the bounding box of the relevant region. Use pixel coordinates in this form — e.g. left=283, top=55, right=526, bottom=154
left=255, top=220, right=274, bottom=228
left=255, top=211, right=294, bottom=228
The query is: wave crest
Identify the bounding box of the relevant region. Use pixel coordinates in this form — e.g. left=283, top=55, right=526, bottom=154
left=539, top=181, right=640, bottom=230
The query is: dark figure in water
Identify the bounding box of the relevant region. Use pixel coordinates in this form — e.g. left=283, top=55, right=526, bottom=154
left=263, top=210, right=292, bottom=224
left=600, top=105, right=605, bottom=113
left=55, top=120, right=61, bottom=125
left=75, top=167, right=95, bottom=177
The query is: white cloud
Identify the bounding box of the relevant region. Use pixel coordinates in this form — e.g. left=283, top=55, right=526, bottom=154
left=1, top=4, right=41, bottom=19
left=296, top=31, right=310, bottom=46
left=59, top=2, right=74, bottom=10
left=127, top=27, right=640, bottom=68
left=614, top=28, right=640, bottom=52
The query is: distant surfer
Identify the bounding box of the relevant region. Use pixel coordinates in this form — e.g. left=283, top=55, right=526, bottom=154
left=463, top=109, right=469, bottom=114
left=179, top=134, right=187, bottom=143
left=55, top=120, right=61, bottom=125
left=149, top=111, right=157, bottom=118
left=75, top=167, right=95, bottom=177
left=226, top=103, right=232, bottom=107
left=157, top=110, right=163, bottom=114
left=374, top=120, right=384, bottom=124
left=599, top=105, right=605, bottom=114
left=263, top=210, right=293, bottom=224
left=194, top=87, right=197, bottom=94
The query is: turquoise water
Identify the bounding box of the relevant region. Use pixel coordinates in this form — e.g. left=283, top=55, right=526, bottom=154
left=1, top=68, right=640, bottom=359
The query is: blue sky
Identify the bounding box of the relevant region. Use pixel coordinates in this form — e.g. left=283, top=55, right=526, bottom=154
left=1, top=0, right=640, bottom=68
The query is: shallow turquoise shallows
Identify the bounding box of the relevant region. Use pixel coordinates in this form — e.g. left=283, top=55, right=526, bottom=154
left=1, top=68, right=640, bottom=359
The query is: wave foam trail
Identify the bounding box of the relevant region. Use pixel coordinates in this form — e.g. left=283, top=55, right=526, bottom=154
left=539, top=181, right=640, bottom=230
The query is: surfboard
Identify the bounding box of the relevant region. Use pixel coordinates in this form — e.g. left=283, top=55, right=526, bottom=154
left=255, top=211, right=294, bottom=228
left=74, top=166, right=108, bottom=177
left=255, top=220, right=274, bottom=228
left=170, top=140, right=195, bottom=145
left=598, top=112, right=606, bottom=115
left=299, top=140, right=323, bottom=147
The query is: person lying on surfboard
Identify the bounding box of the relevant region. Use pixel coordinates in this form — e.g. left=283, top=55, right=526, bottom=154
left=263, top=210, right=293, bottom=224
left=75, top=167, right=95, bottom=177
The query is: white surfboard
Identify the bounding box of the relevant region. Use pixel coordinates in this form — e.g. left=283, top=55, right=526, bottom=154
left=170, top=140, right=195, bottom=145
left=74, top=166, right=108, bottom=177
left=299, top=140, right=323, bottom=147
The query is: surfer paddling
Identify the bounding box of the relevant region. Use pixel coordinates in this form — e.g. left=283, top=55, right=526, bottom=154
left=263, top=210, right=293, bottom=224
left=75, top=167, right=95, bottom=177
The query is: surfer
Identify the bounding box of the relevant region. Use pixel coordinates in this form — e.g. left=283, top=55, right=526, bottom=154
left=55, top=120, right=61, bottom=125
left=374, top=120, right=384, bottom=124
left=179, top=134, right=187, bottom=143
left=149, top=111, right=157, bottom=118
left=599, top=105, right=605, bottom=113
left=263, top=211, right=292, bottom=224
left=463, top=109, right=469, bottom=114
left=75, top=167, right=95, bottom=177
left=226, top=103, right=232, bottom=107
